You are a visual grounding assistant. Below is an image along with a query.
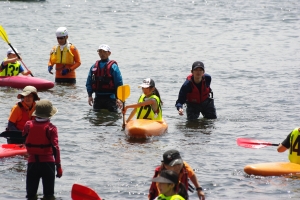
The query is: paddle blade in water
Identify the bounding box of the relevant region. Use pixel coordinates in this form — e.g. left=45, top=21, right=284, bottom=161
left=0, top=25, right=10, bottom=43
left=117, top=84, right=130, bottom=102
left=71, top=184, right=101, bottom=200
left=237, top=138, right=279, bottom=149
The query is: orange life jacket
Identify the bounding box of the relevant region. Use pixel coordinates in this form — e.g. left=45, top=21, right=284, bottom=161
left=16, top=102, right=33, bottom=131
left=25, top=120, right=53, bottom=155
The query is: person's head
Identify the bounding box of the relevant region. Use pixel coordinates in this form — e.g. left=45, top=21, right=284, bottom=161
left=162, top=150, right=184, bottom=174
left=7, top=48, right=20, bottom=59
left=32, top=99, right=58, bottom=119
left=17, top=86, right=40, bottom=107
left=191, top=61, right=205, bottom=79
left=56, top=27, right=68, bottom=45
left=152, top=170, right=179, bottom=196
left=97, top=44, right=111, bottom=60
left=138, top=78, right=163, bottom=104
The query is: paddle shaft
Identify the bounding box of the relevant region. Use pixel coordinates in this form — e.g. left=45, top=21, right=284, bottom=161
left=122, top=101, right=126, bottom=129
left=8, top=43, right=34, bottom=77
left=244, top=142, right=279, bottom=146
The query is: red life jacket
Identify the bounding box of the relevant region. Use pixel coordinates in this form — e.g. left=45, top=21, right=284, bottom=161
left=91, top=60, right=117, bottom=93
left=186, top=74, right=210, bottom=103
left=25, top=120, right=53, bottom=155
left=16, top=102, right=33, bottom=131
left=148, top=165, right=189, bottom=200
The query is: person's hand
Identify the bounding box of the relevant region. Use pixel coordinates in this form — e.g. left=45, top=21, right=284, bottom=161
left=56, top=164, right=63, bottom=178
left=48, top=66, right=53, bottom=74
left=116, top=99, right=123, bottom=109
left=178, top=108, right=184, bottom=115
left=122, top=107, right=127, bottom=115
left=61, top=68, right=70, bottom=76
left=88, top=96, right=93, bottom=106
left=197, top=190, right=205, bottom=200
left=25, top=70, right=31, bottom=76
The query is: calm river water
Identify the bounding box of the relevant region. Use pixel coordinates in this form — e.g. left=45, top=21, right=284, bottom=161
left=0, top=0, right=300, bottom=199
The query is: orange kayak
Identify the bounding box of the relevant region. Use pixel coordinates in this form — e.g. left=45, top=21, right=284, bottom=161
left=125, top=119, right=168, bottom=138
left=244, top=162, right=300, bottom=176
left=0, top=144, right=27, bottom=158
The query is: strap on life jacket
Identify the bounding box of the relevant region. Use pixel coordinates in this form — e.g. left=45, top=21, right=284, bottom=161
left=92, top=60, right=117, bottom=92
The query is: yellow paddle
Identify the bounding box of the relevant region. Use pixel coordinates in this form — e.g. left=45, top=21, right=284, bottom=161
left=0, top=25, right=34, bottom=77
left=117, top=84, right=130, bottom=129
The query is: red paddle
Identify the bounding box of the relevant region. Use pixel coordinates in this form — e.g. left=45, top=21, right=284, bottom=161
left=71, top=184, right=101, bottom=200
left=237, top=138, right=279, bottom=149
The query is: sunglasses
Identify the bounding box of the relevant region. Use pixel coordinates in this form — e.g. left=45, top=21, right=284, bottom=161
left=57, top=37, right=65, bottom=40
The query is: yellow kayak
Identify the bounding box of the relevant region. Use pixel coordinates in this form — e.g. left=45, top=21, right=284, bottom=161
left=244, top=162, right=300, bottom=176
left=125, top=119, right=168, bottom=138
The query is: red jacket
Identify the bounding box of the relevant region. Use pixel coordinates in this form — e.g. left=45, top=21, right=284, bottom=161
left=23, top=119, right=61, bottom=164
left=186, top=74, right=210, bottom=103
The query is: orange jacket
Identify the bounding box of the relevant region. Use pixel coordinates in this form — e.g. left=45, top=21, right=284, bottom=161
left=48, top=43, right=81, bottom=79
left=8, top=101, right=36, bottom=131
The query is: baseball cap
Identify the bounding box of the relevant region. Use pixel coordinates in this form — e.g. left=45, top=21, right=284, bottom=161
left=56, top=27, right=68, bottom=37
left=17, top=86, right=40, bottom=101
left=151, top=170, right=179, bottom=184
left=162, top=150, right=183, bottom=166
left=192, top=61, right=205, bottom=71
left=7, top=47, right=20, bottom=55
left=138, top=78, right=155, bottom=88
left=98, top=44, right=111, bottom=52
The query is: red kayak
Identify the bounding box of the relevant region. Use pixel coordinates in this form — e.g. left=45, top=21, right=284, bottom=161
left=0, top=144, right=27, bottom=158
left=0, top=76, right=54, bottom=90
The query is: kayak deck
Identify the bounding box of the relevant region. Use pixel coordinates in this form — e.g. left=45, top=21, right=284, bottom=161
left=244, top=162, right=300, bottom=176
left=0, top=76, right=54, bottom=90
left=0, top=144, right=27, bottom=158
left=125, top=119, right=168, bottom=138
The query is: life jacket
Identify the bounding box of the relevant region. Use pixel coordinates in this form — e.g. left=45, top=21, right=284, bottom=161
left=156, top=194, right=185, bottom=200
left=149, top=165, right=189, bottom=200
left=15, top=102, right=32, bottom=131
left=289, top=128, right=300, bottom=164
left=25, top=120, right=53, bottom=155
left=91, top=60, right=117, bottom=93
left=186, top=74, right=210, bottom=104
left=50, top=43, right=74, bottom=65
left=0, top=59, right=20, bottom=76
left=136, top=94, right=162, bottom=120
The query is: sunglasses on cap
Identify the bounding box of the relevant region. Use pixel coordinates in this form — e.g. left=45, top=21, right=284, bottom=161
left=57, top=37, right=65, bottom=40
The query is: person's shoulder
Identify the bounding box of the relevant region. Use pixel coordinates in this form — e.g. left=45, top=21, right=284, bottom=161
left=204, top=73, right=211, bottom=78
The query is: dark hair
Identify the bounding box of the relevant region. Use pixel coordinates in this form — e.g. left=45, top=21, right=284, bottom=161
left=150, top=86, right=163, bottom=105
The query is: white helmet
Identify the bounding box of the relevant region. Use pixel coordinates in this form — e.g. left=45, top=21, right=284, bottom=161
left=56, top=27, right=68, bottom=37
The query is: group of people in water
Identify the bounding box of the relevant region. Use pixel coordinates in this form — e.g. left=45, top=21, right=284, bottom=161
left=3, top=26, right=299, bottom=200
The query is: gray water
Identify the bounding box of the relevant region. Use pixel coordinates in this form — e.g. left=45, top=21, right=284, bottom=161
left=0, top=0, right=299, bottom=199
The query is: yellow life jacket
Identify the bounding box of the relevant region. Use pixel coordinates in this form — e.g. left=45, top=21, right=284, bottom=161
left=136, top=94, right=162, bottom=120
left=156, top=194, right=185, bottom=200
left=0, top=59, right=20, bottom=76
left=289, top=128, right=300, bottom=164
left=50, top=43, right=74, bottom=65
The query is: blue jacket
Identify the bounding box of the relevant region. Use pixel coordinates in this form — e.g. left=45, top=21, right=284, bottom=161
left=86, top=59, right=123, bottom=99
left=175, top=73, right=212, bottom=110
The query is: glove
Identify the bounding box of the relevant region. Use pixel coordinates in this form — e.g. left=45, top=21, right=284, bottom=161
left=61, top=68, right=70, bottom=76
left=56, top=164, right=63, bottom=178
left=48, top=66, right=53, bottom=74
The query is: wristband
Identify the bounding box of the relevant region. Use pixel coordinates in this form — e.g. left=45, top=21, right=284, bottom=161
left=196, top=187, right=203, bottom=191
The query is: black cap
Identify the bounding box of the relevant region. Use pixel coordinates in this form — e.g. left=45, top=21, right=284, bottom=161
left=151, top=170, right=179, bottom=184
left=162, top=150, right=183, bottom=166
left=192, top=61, right=205, bottom=71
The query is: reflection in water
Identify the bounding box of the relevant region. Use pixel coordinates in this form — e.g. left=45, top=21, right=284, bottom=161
left=84, top=109, right=122, bottom=126
left=176, top=118, right=216, bottom=135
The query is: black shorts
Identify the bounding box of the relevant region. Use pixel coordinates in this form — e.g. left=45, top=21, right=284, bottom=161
left=94, top=95, right=118, bottom=112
